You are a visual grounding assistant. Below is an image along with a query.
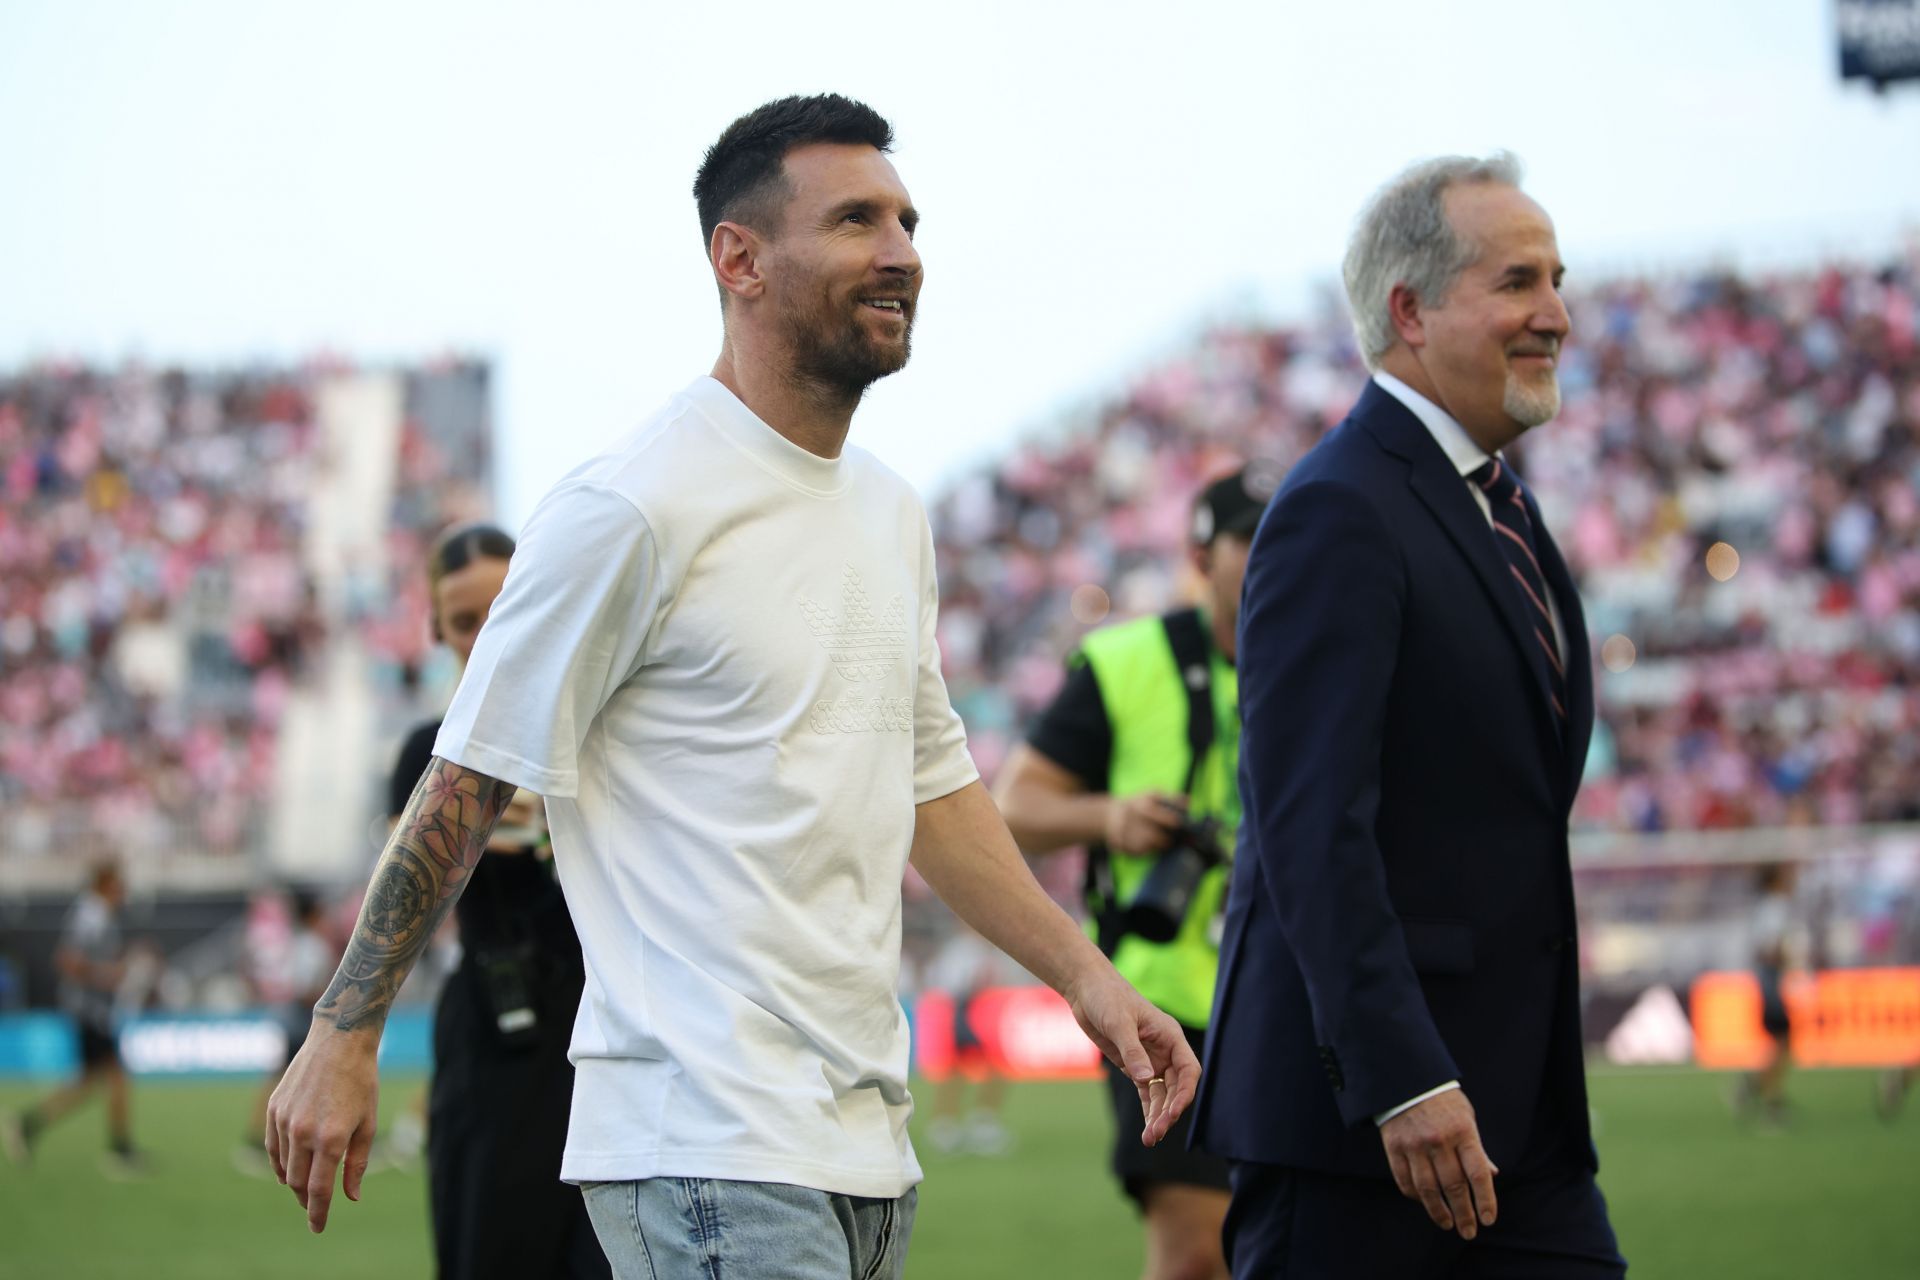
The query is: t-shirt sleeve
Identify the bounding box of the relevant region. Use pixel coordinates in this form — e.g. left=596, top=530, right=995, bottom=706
left=434, top=482, right=662, bottom=798
left=387, top=722, right=441, bottom=818
left=1025, top=656, right=1112, bottom=791
left=911, top=515, right=979, bottom=805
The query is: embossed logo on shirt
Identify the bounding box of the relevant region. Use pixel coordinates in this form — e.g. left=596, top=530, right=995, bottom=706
left=801, top=567, right=911, bottom=734
left=800, top=566, right=907, bottom=683
left=809, top=696, right=914, bottom=735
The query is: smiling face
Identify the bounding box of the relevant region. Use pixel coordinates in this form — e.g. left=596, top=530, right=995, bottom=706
left=759, top=142, right=923, bottom=397
left=1408, top=183, right=1570, bottom=450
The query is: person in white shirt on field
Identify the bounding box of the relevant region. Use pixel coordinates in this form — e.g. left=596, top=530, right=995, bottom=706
left=264, top=92, right=1199, bottom=1280
left=4, top=862, right=150, bottom=1179
left=1733, top=862, right=1797, bottom=1128
left=237, top=888, right=338, bottom=1177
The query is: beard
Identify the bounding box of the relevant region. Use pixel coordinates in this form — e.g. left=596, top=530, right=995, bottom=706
left=779, top=286, right=913, bottom=401
left=1503, top=368, right=1561, bottom=428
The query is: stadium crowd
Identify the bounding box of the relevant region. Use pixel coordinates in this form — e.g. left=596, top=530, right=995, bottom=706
left=0, top=362, right=486, bottom=868
left=930, top=248, right=1920, bottom=838
left=3, top=256, right=1917, bottom=877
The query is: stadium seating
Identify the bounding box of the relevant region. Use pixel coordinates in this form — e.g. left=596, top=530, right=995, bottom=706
left=930, top=250, right=1920, bottom=836
left=0, top=361, right=490, bottom=876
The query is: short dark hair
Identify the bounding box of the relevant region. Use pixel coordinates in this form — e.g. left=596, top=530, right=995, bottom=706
left=426, top=522, right=515, bottom=645
left=693, top=94, right=894, bottom=246
left=427, top=522, right=516, bottom=594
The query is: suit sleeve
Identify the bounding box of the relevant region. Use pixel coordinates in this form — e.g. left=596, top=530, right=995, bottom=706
left=1238, top=477, right=1458, bottom=1127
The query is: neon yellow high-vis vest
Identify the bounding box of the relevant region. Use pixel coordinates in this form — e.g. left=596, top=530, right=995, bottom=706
left=1075, top=608, right=1241, bottom=1029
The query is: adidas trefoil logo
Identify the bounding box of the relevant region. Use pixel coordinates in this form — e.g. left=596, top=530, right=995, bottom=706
left=800, top=566, right=907, bottom=683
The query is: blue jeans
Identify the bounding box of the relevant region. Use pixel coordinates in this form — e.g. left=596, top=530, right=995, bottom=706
left=581, top=1178, right=916, bottom=1280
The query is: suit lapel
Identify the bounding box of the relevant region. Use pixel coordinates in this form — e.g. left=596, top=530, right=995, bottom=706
left=1355, top=384, right=1562, bottom=748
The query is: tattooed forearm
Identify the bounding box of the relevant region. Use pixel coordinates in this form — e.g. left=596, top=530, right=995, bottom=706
left=316, top=757, right=518, bottom=1034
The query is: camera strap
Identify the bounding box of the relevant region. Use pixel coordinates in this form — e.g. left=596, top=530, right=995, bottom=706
left=1088, top=841, right=1124, bottom=957
left=1160, top=607, right=1215, bottom=802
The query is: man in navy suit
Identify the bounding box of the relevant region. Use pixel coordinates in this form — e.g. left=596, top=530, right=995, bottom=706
left=1193, top=154, right=1626, bottom=1277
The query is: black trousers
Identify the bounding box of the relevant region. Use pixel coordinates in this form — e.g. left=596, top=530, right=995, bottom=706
left=1223, top=1159, right=1625, bottom=1279
left=427, top=961, right=611, bottom=1280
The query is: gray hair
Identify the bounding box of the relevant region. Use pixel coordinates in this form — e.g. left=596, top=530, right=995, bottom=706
left=1342, top=152, right=1525, bottom=370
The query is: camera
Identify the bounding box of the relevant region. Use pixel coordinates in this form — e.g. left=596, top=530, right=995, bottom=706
left=1121, top=815, right=1227, bottom=944
left=473, top=941, right=542, bottom=1048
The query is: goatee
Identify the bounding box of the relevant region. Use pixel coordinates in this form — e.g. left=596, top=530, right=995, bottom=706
left=1504, top=375, right=1560, bottom=428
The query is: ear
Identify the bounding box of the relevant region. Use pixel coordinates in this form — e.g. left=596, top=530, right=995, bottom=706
left=1387, top=281, right=1427, bottom=351
left=711, top=221, right=766, bottom=304
left=1188, top=543, right=1211, bottom=579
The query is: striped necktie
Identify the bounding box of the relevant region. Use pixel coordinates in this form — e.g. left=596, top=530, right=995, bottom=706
left=1471, top=458, right=1567, bottom=724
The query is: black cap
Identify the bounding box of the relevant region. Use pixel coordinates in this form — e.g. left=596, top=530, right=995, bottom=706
left=1191, top=463, right=1282, bottom=546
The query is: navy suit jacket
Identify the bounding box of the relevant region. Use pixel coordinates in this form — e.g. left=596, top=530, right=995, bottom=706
left=1192, top=381, right=1596, bottom=1179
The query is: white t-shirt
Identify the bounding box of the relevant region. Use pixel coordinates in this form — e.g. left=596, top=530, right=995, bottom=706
left=1751, top=893, right=1791, bottom=959
left=435, top=376, right=977, bottom=1197
left=59, top=893, right=120, bottom=1028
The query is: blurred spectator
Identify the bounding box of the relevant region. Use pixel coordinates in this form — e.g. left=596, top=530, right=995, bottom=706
left=1731, top=863, right=1799, bottom=1127
left=923, top=924, right=1015, bottom=1158
left=930, top=247, right=1920, bottom=838
left=0, top=361, right=488, bottom=868
left=235, top=888, right=340, bottom=1176
left=3, top=862, right=150, bottom=1177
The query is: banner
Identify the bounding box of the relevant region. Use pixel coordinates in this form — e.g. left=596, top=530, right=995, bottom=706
left=915, top=986, right=1103, bottom=1080
left=1838, top=0, right=1920, bottom=86
left=0, top=1010, right=435, bottom=1079
left=1691, top=967, right=1920, bottom=1069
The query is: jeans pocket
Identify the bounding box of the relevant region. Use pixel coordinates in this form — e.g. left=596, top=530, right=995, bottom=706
left=579, top=1181, right=659, bottom=1280
left=859, top=1189, right=915, bottom=1280
left=863, top=1196, right=895, bottom=1280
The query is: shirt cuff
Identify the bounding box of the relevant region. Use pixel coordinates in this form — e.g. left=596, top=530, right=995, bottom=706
left=1374, top=1080, right=1461, bottom=1127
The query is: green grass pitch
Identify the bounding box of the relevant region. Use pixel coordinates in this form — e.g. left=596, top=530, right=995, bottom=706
left=1, top=1068, right=1913, bottom=1278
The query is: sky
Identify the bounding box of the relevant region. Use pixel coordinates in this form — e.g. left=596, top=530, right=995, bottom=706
left=2, top=0, right=1917, bottom=527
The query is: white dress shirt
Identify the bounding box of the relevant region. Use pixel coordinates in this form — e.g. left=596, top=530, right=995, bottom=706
left=1373, top=373, right=1567, bottom=660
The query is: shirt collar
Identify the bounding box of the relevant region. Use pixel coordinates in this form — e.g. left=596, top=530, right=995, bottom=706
left=682, top=375, right=850, bottom=496
left=1372, top=371, right=1494, bottom=479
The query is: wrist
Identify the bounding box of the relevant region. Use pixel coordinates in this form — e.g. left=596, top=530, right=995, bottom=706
left=1057, top=946, right=1118, bottom=1011
left=1375, top=1080, right=1462, bottom=1127
left=309, top=1005, right=387, bottom=1045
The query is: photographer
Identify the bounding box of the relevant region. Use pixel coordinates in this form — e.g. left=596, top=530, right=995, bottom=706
left=994, top=467, right=1269, bottom=1280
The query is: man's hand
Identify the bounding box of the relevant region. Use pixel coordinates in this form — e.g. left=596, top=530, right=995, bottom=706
left=908, top=781, right=1200, bottom=1145
left=1380, top=1088, right=1498, bottom=1239
left=1104, top=792, right=1187, bottom=854
left=1065, top=967, right=1201, bottom=1147
left=264, top=757, right=514, bottom=1233
left=265, top=1024, right=380, bottom=1234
